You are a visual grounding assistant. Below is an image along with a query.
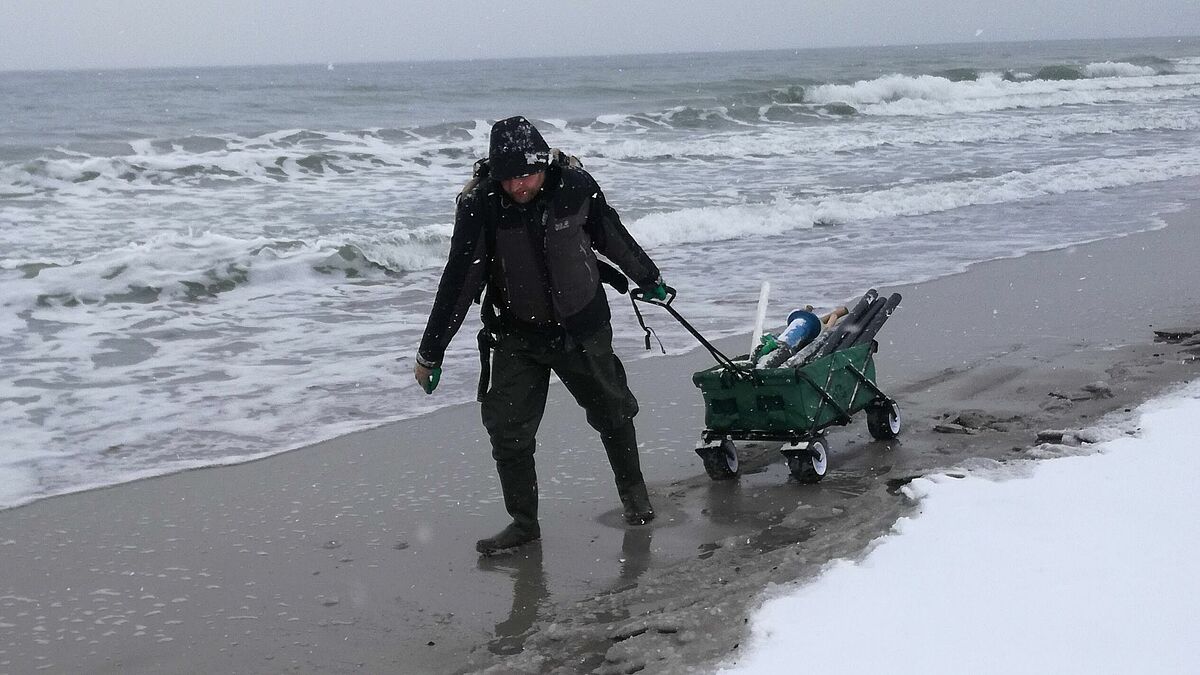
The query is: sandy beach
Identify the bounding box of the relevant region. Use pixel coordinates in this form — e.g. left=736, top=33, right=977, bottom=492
left=3, top=204, right=1199, bottom=674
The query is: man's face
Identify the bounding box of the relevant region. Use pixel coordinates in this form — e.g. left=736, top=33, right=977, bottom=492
left=500, top=171, right=546, bottom=204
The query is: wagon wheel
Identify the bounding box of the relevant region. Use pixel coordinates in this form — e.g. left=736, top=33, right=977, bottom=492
left=866, top=399, right=902, bottom=440
left=784, top=436, right=828, bottom=484
left=696, top=437, right=739, bottom=481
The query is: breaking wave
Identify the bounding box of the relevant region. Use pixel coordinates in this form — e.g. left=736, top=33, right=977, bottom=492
left=10, top=140, right=1198, bottom=316
left=800, top=70, right=1200, bottom=116
left=628, top=147, right=1200, bottom=247
left=5, top=58, right=1197, bottom=196
left=0, top=127, right=483, bottom=196
left=1083, top=61, right=1158, bottom=78
left=0, top=229, right=451, bottom=311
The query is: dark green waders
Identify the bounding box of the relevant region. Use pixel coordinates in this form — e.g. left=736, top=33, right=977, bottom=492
left=476, top=324, right=654, bottom=555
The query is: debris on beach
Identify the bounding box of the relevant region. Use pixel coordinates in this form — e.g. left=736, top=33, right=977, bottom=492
left=1047, top=380, right=1114, bottom=403
left=933, top=410, right=1020, bottom=434
left=1152, top=326, right=1200, bottom=344
left=933, top=423, right=975, bottom=435
left=1081, top=382, right=1114, bottom=399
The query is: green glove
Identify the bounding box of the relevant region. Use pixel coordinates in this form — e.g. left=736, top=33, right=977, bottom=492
left=758, top=333, right=781, bottom=356
left=652, top=283, right=668, bottom=301
left=422, top=366, right=441, bottom=395
left=415, top=355, right=441, bottom=395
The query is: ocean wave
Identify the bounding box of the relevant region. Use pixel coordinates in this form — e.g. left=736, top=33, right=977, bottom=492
left=577, top=70, right=1200, bottom=127
left=626, top=148, right=1200, bottom=248
left=935, top=68, right=981, bottom=82
left=579, top=107, right=1200, bottom=162
left=0, top=229, right=452, bottom=311
left=725, top=84, right=811, bottom=107
left=802, top=71, right=1200, bottom=116
left=1083, top=61, right=1158, bottom=78
left=0, top=124, right=490, bottom=195
left=1034, top=65, right=1086, bottom=81
left=1175, top=56, right=1200, bottom=73
left=580, top=60, right=1187, bottom=128
left=590, top=106, right=768, bottom=131
left=14, top=142, right=1197, bottom=311
left=5, top=63, right=1196, bottom=196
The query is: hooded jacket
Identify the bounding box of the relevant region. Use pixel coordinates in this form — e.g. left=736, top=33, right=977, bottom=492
left=416, top=155, right=660, bottom=367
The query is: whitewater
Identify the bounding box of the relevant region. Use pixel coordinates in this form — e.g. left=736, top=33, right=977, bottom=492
left=2, top=36, right=1198, bottom=509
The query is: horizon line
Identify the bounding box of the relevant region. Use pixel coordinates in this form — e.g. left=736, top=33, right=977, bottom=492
left=2, top=33, right=1196, bottom=76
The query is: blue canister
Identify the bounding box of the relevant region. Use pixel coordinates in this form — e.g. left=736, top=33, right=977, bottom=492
left=779, top=310, right=823, bottom=350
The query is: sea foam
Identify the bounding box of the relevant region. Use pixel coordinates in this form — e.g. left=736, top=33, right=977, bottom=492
left=626, top=147, right=1200, bottom=247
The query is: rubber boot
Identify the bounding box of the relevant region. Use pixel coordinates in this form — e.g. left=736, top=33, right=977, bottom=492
left=618, top=481, right=655, bottom=526
left=476, top=460, right=541, bottom=556
left=602, top=423, right=655, bottom=526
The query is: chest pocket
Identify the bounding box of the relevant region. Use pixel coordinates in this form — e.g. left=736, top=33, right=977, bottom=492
left=544, top=200, right=599, bottom=317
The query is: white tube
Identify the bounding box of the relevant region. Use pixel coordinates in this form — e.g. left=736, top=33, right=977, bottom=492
left=751, top=281, right=770, bottom=355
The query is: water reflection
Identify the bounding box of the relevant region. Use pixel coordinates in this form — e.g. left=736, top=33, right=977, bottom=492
left=478, top=543, right=548, bottom=656
left=703, top=479, right=748, bottom=526
left=477, top=522, right=661, bottom=656
left=619, top=526, right=653, bottom=583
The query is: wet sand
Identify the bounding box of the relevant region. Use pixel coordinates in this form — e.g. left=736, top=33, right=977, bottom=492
left=2, top=206, right=1199, bottom=674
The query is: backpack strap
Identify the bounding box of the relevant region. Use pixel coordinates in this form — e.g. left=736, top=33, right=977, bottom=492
left=458, top=158, right=489, bottom=204
left=550, top=148, right=584, bottom=170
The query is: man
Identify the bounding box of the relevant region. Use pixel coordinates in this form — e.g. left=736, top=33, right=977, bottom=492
left=414, top=116, right=667, bottom=556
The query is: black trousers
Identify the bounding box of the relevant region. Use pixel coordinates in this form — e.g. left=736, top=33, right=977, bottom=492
left=480, top=323, right=643, bottom=494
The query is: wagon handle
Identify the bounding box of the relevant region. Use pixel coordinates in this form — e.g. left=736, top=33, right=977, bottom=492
left=631, top=286, right=751, bottom=378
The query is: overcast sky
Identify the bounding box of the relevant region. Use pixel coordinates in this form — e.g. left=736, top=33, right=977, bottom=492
left=1, top=0, right=1198, bottom=71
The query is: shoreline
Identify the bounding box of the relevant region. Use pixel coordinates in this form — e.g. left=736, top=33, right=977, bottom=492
left=2, top=205, right=1185, bottom=516
left=2, top=204, right=1198, bottom=674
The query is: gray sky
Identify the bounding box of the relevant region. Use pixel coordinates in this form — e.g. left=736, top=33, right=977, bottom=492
left=2, top=0, right=1198, bottom=71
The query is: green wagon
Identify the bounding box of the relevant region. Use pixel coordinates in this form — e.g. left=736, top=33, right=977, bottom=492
left=633, top=288, right=901, bottom=483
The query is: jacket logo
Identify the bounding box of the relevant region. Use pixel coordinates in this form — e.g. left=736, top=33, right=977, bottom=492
left=553, top=219, right=571, bottom=231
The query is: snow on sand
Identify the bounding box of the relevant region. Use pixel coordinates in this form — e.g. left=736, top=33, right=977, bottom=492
left=720, top=380, right=1200, bottom=675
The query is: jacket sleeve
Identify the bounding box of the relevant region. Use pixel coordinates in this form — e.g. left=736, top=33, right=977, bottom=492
left=581, top=173, right=661, bottom=288
left=416, top=195, right=489, bottom=367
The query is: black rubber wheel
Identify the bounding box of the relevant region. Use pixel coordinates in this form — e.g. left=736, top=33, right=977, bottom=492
left=696, top=438, right=739, bottom=480
left=785, top=437, right=828, bottom=483
left=867, top=399, right=902, bottom=440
